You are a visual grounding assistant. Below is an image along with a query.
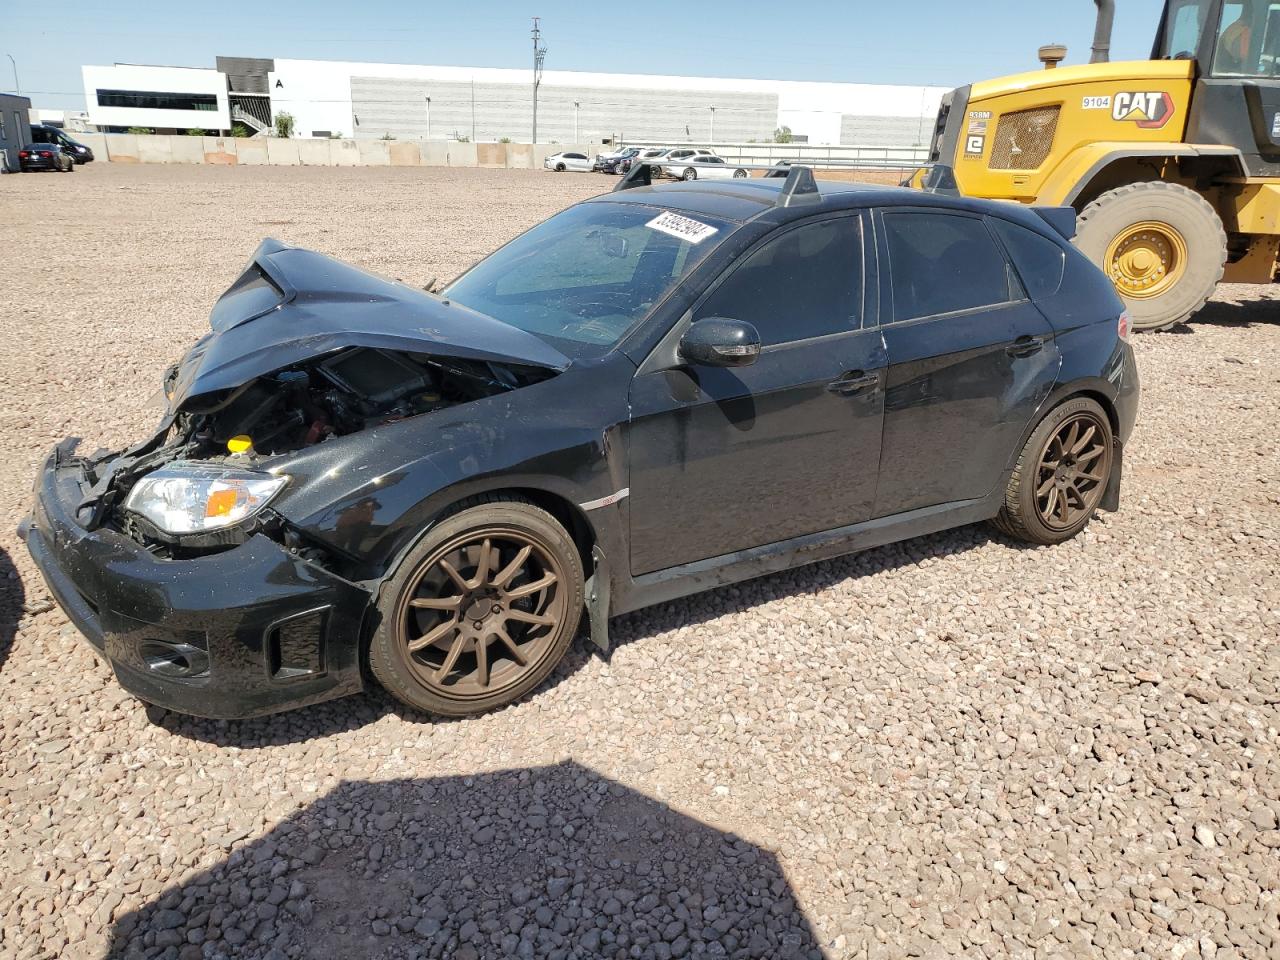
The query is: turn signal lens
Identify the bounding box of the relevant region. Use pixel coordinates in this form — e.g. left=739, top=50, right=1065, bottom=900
left=1117, top=311, right=1131, bottom=342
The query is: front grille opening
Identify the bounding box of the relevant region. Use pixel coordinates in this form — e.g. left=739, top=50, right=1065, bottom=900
left=989, top=106, right=1060, bottom=170
left=268, top=609, right=327, bottom=681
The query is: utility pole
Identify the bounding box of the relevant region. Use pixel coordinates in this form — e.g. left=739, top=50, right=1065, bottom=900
left=5, top=54, right=18, bottom=94
left=425, top=96, right=431, bottom=140
left=471, top=80, right=476, bottom=141
left=709, top=106, right=716, bottom=144
left=531, top=17, right=546, bottom=143
left=573, top=100, right=579, bottom=143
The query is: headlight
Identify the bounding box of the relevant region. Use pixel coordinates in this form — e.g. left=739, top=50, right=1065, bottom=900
left=124, top=463, right=288, bottom=536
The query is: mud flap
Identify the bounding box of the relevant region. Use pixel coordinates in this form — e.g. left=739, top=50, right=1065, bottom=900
left=1100, top=440, right=1123, bottom=512
left=584, top=544, right=611, bottom=653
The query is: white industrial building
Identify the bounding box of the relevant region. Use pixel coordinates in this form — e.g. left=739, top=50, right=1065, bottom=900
left=82, top=64, right=231, bottom=133
left=83, top=56, right=946, bottom=147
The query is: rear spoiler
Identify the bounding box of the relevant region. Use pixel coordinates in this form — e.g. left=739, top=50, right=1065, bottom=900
left=1032, top=206, right=1077, bottom=240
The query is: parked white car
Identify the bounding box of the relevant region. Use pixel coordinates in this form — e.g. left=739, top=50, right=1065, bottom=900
left=662, top=154, right=748, bottom=181
left=544, top=151, right=593, bottom=172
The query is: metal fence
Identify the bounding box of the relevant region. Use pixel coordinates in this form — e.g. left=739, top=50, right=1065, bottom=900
left=619, top=141, right=929, bottom=169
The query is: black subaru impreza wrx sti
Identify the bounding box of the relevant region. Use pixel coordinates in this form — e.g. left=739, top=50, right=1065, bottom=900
left=21, top=166, right=1139, bottom=719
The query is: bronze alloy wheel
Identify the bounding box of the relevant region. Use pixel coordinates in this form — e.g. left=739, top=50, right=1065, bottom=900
left=395, top=526, right=568, bottom=702
left=1034, top=411, right=1113, bottom=532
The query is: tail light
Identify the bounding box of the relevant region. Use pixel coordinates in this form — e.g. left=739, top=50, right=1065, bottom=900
left=19, top=150, right=28, bottom=158
left=40, top=151, right=53, bottom=158
left=1117, top=311, right=1131, bottom=342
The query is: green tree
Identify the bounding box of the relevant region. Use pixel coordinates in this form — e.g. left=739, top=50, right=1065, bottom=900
left=230, top=123, right=251, bottom=138
left=773, top=126, right=793, bottom=144
left=125, top=126, right=153, bottom=135
left=274, top=112, right=295, bottom=139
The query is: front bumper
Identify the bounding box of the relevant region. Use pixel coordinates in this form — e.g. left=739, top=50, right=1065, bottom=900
left=20, top=442, right=370, bottom=719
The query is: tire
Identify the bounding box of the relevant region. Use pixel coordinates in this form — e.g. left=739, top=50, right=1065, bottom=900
left=733, top=168, right=747, bottom=178
left=555, top=163, right=566, bottom=172
left=1074, top=181, right=1226, bottom=332
left=368, top=496, right=584, bottom=716
left=682, top=167, right=697, bottom=181
left=991, top=397, right=1115, bottom=546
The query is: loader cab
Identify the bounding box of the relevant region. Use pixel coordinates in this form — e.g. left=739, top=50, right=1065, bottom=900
left=1155, top=0, right=1280, bottom=173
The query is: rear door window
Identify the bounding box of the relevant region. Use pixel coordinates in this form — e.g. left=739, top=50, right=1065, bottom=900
left=989, top=218, right=1066, bottom=300
left=882, top=211, right=1012, bottom=322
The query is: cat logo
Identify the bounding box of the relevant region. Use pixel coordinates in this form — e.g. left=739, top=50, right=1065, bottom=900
left=1111, top=91, right=1175, bottom=129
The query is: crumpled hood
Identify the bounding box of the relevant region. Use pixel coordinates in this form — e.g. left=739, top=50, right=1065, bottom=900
left=167, top=238, right=569, bottom=410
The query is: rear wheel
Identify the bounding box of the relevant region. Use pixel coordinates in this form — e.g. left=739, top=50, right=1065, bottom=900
left=369, top=497, right=584, bottom=716
left=992, top=397, right=1114, bottom=545
left=682, top=167, right=697, bottom=181
left=732, top=168, right=747, bottom=178
left=1074, top=181, right=1226, bottom=332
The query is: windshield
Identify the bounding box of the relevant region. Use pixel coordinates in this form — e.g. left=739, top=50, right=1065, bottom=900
left=444, top=202, right=733, bottom=358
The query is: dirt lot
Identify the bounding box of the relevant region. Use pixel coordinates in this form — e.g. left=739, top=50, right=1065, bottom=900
left=0, top=164, right=1277, bottom=960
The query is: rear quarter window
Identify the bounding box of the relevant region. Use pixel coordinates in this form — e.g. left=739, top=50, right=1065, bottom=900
left=990, top=218, right=1067, bottom=300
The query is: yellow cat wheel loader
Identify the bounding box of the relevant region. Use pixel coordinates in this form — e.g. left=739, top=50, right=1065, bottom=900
left=911, top=0, right=1280, bottom=331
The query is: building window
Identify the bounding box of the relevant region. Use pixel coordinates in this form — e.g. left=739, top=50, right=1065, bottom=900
left=96, top=89, right=218, bottom=111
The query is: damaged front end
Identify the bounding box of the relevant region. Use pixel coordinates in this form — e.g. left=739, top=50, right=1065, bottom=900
left=77, top=238, right=566, bottom=559
left=21, top=239, right=568, bottom=718
left=83, top=344, right=555, bottom=559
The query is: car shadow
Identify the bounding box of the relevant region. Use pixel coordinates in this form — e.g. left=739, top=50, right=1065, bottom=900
left=104, top=761, right=828, bottom=960
left=0, top=545, right=25, bottom=675
left=155, top=518, right=1028, bottom=748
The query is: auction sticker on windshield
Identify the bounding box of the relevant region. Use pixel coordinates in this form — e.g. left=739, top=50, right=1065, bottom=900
left=646, top=211, right=719, bottom=244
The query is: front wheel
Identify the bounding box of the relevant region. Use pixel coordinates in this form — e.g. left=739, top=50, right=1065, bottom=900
left=368, top=497, right=584, bottom=716
left=682, top=167, right=697, bottom=181
left=1075, top=181, right=1226, bottom=332
left=555, top=163, right=566, bottom=172
left=991, top=397, right=1115, bottom=545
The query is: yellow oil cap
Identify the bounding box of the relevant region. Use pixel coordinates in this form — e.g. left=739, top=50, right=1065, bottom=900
left=227, top=435, right=253, bottom=454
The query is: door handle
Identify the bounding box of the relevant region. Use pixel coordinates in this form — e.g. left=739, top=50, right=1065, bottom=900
left=1006, top=334, right=1048, bottom=358
left=826, top=372, right=879, bottom=396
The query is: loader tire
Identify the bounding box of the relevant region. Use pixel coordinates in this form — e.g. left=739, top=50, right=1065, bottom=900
left=1074, top=181, right=1226, bottom=332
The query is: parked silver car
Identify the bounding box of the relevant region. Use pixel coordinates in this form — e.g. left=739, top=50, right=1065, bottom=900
left=544, top=151, right=593, bottom=172
left=658, top=149, right=721, bottom=179
left=664, top=155, right=749, bottom=181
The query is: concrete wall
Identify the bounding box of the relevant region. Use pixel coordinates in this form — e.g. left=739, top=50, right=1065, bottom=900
left=90, top=135, right=598, bottom=168
left=88, top=135, right=930, bottom=169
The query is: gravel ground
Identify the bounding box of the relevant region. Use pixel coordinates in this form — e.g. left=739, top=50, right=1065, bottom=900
left=0, top=164, right=1277, bottom=960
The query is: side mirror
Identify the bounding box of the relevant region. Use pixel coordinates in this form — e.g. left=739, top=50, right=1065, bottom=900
left=678, top=317, right=762, bottom=368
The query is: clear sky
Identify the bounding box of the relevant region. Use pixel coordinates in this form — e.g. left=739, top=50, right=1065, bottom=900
left=7, top=0, right=1167, bottom=112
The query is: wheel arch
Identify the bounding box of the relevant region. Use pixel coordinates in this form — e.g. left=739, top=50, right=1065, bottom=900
left=369, top=481, right=603, bottom=598
left=1058, top=146, right=1245, bottom=211
left=1005, top=378, right=1120, bottom=474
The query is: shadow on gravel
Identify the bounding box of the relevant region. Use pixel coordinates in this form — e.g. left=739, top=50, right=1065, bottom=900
left=0, top=546, right=25, bottom=675
left=1172, top=294, right=1280, bottom=332
left=105, top=761, right=827, bottom=960
left=157, top=520, right=1023, bottom=748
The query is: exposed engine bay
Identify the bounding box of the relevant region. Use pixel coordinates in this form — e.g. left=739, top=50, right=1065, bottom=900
left=79, top=347, right=554, bottom=552
left=172, top=347, right=545, bottom=458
